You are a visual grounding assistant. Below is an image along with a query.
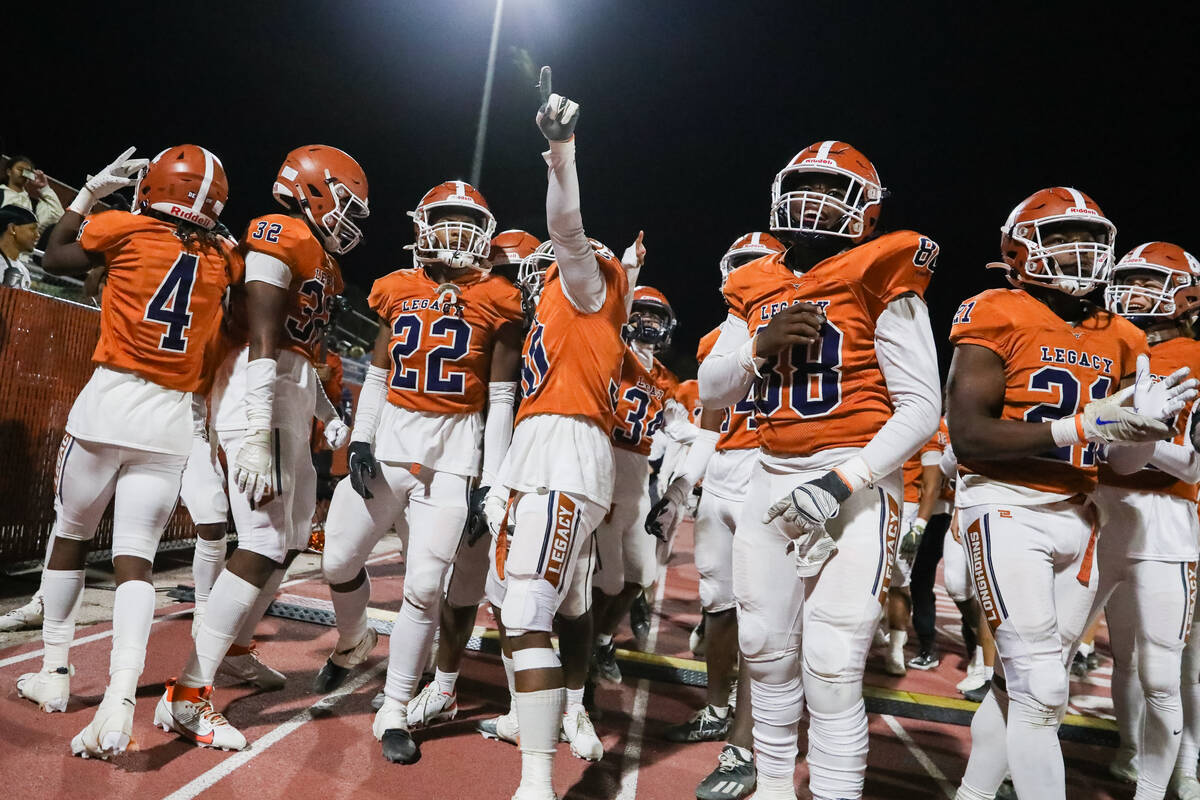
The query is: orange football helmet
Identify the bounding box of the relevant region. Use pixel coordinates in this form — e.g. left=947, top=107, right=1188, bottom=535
left=272, top=145, right=369, bottom=255
left=133, top=144, right=228, bottom=230
left=408, top=181, right=496, bottom=271
left=490, top=229, right=542, bottom=270
left=1000, top=187, right=1115, bottom=296
left=719, top=231, right=785, bottom=285
left=1105, top=241, right=1200, bottom=320
left=770, top=141, right=884, bottom=242
left=624, top=285, right=676, bottom=348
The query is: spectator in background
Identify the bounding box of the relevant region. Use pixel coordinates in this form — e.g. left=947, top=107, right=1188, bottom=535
left=0, top=205, right=38, bottom=288
left=2, top=156, right=64, bottom=235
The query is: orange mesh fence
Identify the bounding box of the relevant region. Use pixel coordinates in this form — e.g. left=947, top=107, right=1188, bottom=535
left=0, top=287, right=198, bottom=565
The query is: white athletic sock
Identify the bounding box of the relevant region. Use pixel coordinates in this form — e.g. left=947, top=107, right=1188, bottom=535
left=596, top=632, right=613, bottom=647
left=233, top=567, right=284, bottom=648
left=1077, top=640, right=1094, bottom=658
left=566, top=686, right=584, bottom=710
left=191, top=538, right=226, bottom=605
left=971, top=648, right=985, bottom=669
left=106, top=580, right=155, bottom=703
left=180, top=571, right=259, bottom=687
left=1006, top=692, right=1065, bottom=798
left=752, top=772, right=797, bottom=799
left=514, top=687, right=563, bottom=795
left=1112, top=655, right=1143, bottom=758
left=435, top=668, right=458, bottom=695
left=807, top=696, right=870, bottom=799
left=711, top=704, right=730, bottom=719
left=330, top=574, right=371, bottom=651
left=959, top=685, right=1010, bottom=796
left=749, top=675, right=803, bottom=780
left=889, top=629, right=907, bottom=657
left=383, top=601, right=436, bottom=703
left=502, top=653, right=518, bottom=711
left=40, top=568, right=85, bottom=671
left=1139, top=683, right=1183, bottom=796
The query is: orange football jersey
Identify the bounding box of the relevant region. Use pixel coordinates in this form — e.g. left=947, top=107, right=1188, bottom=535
left=610, top=347, right=671, bottom=456
left=903, top=418, right=951, bottom=503
left=239, top=214, right=344, bottom=362
left=950, top=288, right=1147, bottom=496
left=697, top=325, right=757, bottom=451
left=1099, top=336, right=1200, bottom=502
left=674, top=379, right=703, bottom=426
left=368, top=267, right=522, bottom=414
left=723, top=230, right=936, bottom=457
left=517, top=253, right=629, bottom=428
left=79, top=210, right=242, bottom=393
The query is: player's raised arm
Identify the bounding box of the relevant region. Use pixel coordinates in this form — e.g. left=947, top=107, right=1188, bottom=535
left=537, top=66, right=605, bottom=313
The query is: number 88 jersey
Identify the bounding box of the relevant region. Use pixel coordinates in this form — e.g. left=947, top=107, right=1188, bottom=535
left=368, top=267, right=523, bottom=414
left=722, top=230, right=936, bottom=457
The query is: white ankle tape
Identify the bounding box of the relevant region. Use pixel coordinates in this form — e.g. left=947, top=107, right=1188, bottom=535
left=513, top=647, right=559, bottom=672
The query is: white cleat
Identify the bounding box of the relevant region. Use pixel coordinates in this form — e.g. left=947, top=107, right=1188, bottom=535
left=873, top=626, right=890, bottom=649
left=561, top=704, right=603, bottom=761
left=154, top=679, right=247, bottom=751
left=372, top=696, right=410, bottom=741
left=510, top=790, right=559, bottom=800
left=218, top=643, right=286, bottom=690
left=17, top=665, right=73, bottom=712
left=0, top=595, right=44, bottom=632
left=478, top=708, right=520, bottom=746
left=70, top=697, right=135, bottom=759
left=956, top=663, right=988, bottom=693
left=1170, top=770, right=1200, bottom=800
left=1108, top=748, right=1138, bottom=784
left=407, top=681, right=458, bottom=728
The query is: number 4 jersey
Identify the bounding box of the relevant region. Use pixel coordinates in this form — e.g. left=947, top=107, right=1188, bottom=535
left=950, top=287, right=1146, bottom=503
left=367, top=266, right=522, bottom=476
left=67, top=210, right=242, bottom=456
left=721, top=229, right=936, bottom=458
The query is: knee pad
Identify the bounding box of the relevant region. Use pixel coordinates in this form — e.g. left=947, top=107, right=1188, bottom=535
left=1140, top=645, right=1185, bottom=701
left=745, top=651, right=800, bottom=686
left=321, top=546, right=363, bottom=587
left=53, top=522, right=95, bottom=543
left=738, top=609, right=775, bottom=663
left=801, top=619, right=856, bottom=682
left=1013, top=659, right=1069, bottom=722
left=802, top=667, right=862, bottom=715
left=111, top=529, right=161, bottom=563
left=501, top=576, right=558, bottom=636
left=402, top=557, right=453, bottom=613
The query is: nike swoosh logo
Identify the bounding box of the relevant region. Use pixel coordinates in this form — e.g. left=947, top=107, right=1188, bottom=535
left=1096, top=418, right=1117, bottom=425
left=1175, top=728, right=1183, bottom=735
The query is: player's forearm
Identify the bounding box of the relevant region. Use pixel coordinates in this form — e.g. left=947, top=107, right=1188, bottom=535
left=42, top=210, right=92, bottom=275
left=698, top=315, right=758, bottom=409
left=481, top=381, right=517, bottom=485
left=313, top=368, right=341, bottom=424
left=1147, top=440, right=1200, bottom=483
left=948, top=415, right=1059, bottom=462
left=915, top=465, right=941, bottom=520
left=543, top=138, right=604, bottom=312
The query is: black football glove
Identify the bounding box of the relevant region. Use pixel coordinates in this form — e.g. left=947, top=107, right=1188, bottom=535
left=347, top=441, right=377, bottom=500
left=465, top=485, right=491, bottom=546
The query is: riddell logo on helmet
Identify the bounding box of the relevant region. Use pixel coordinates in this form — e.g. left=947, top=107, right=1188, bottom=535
left=802, top=157, right=836, bottom=166
left=1067, top=206, right=1100, bottom=217
left=169, top=205, right=207, bottom=224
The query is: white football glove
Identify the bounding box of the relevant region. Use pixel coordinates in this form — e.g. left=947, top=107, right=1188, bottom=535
left=792, top=530, right=839, bottom=577
left=535, top=66, right=580, bottom=142
left=69, top=146, right=150, bottom=215
left=323, top=418, right=349, bottom=450
left=233, top=429, right=274, bottom=504
left=1055, top=384, right=1172, bottom=445
left=1133, top=353, right=1198, bottom=422
left=483, top=485, right=511, bottom=540
left=763, top=480, right=842, bottom=540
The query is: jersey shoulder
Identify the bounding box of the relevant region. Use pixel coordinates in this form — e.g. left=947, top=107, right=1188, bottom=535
left=241, top=214, right=325, bottom=276
left=476, top=272, right=524, bottom=322
left=79, top=210, right=165, bottom=253
left=651, top=358, right=680, bottom=394
left=949, top=288, right=1033, bottom=348
left=696, top=326, right=722, bottom=365
left=722, top=252, right=786, bottom=319
left=367, top=269, right=419, bottom=316
left=852, top=229, right=937, bottom=304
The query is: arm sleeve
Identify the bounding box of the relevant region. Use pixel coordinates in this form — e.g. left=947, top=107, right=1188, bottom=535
left=621, top=242, right=642, bottom=314
left=676, top=428, right=719, bottom=487
left=313, top=364, right=340, bottom=424
left=938, top=445, right=958, bottom=479
left=34, top=186, right=64, bottom=234
left=1147, top=440, right=1200, bottom=483
left=839, top=295, right=941, bottom=490
left=244, top=250, right=292, bottom=289
left=697, top=313, right=760, bottom=409
left=543, top=138, right=605, bottom=313
left=350, top=365, right=389, bottom=444
left=481, top=381, right=518, bottom=486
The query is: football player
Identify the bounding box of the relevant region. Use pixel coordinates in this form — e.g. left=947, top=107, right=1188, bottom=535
left=698, top=141, right=943, bottom=800
left=948, top=190, right=1195, bottom=800
left=1086, top=243, right=1200, bottom=798
left=318, top=181, right=522, bottom=766
left=17, top=146, right=242, bottom=759
left=156, top=145, right=366, bottom=750
left=481, top=67, right=635, bottom=800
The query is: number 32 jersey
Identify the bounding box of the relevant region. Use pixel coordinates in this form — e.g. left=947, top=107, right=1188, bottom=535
left=367, top=267, right=522, bottom=476
left=721, top=230, right=936, bottom=458
left=950, top=287, right=1146, bottom=501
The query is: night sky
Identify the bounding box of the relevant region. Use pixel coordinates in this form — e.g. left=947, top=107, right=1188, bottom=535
left=8, top=1, right=1199, bottom=377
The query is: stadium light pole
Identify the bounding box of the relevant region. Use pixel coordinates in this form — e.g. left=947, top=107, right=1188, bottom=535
left=470, top=0, right=505, bottom=188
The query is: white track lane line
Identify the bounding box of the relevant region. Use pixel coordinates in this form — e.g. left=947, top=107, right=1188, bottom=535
left=159, top=660, right=388, bottom=800
left=0, top=551, right=401, bottom=670
left=881, top=713, right=956, bottom=799
left=614, top=565, right=669, bottom=800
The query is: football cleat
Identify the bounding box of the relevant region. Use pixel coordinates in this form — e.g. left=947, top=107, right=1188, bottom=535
left=906, top=650, right=940, bottom=671
left=1108, top=748, right=1138, bottom=784
left=407, top=680, right=458, bottom=728
left=1069, top=650, right=1089, bottom=678
left=630, top=592, right=651, bottom=651
left=0, top=595, right=44, bottom=632
left=314, top=627, right=378, bottom=694
left=510, top=789, right=560, bottom=800
left=70, top=697, right=135, bottom=759
left=885, top=649, right=907, bottom=677
left=218, top=642, right=286, bottom=690
left=956, top=663, right=988, bottom=694
left=561, top=704, right=603, bottom=761
left=1169, top=771, right=1200, bottom=800
left=873, top=626, right=890, bottom=649
left=374, top=696, right=419, bottom=764
left=154, top=679, right=247, bottom=750
left=664, top=705, right=731, bottom=743
left=478, top=709, right=520, bottom=746
left=962, top=683, right=989, bottom=704
left=16, top=665, right=73, bottom=712
left=696, top=744, right=757, bottom=800
left=371, top=690, right=386, bottom=711
left=592, top=641, right=622, bottom=686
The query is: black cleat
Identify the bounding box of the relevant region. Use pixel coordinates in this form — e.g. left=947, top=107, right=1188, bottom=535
left=592, top=641, right=622, bottom=685
left=313, top=659, right=350, bottom=694
left=696, top=744, right=756, bottom=800
left=630, top=591, right=651, bottom=650
left=381, top=728, right=421, bottom=764
left=1069, top=650, right=1089, bottom=678
left=962, top=684, right=989, bottom=703
left=664, top=705, right=731, bottom=743
left=906, top=650, right=940, bottom=671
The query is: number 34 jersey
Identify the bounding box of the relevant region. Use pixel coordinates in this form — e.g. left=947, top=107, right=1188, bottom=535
left=367, top=267, right=523, bottom=476
left=950, top=287, right=1146, bottom=503
left=609, top=347, right=679, bottom=457
left=721, top=230, right=936, bottom=458
left=67, top=210, right=242, bottom=456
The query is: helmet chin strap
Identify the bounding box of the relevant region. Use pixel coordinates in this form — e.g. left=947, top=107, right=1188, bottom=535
left=438, top=249, right=480, bottom=271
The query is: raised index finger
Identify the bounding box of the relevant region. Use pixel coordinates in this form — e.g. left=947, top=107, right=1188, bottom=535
left=538, top=66, right=552, bottom=105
